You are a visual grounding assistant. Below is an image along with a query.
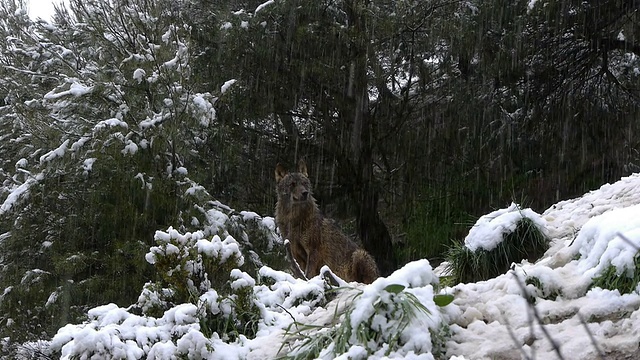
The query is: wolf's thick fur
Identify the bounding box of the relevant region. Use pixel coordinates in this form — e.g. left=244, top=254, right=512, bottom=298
left=275, top=160, right=379, bottom=284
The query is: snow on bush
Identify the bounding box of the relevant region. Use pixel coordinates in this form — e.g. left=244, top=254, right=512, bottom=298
left=464, top=202, right=548, bottom=251
left=445, top=203, right=549, bottom=283
left=280, top=260, right=451, bottom=360
left=50, top=301, right=232, bottom=359
left=48, top=220, right=453, bottom=360
left=535, top=203, right=640, bottom=295
left=569, top=204, right=640, bottom=280
left=144, top=227, right=244, bottom=303
left=48, top=216, right=329, bottom=359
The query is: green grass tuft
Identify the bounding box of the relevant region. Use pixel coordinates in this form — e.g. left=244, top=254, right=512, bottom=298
left=591, top=253, right=640, bottom=295
left=525, top=276, right=563, bottom=302
left=445, top=216, right=549, bottom=284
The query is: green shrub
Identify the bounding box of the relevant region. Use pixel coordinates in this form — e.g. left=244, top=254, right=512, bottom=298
left=279, top=284, right=434, bottom=359
left=278, top=260, right=453, bottom=359
left=137, top=216, right=279, bottom=341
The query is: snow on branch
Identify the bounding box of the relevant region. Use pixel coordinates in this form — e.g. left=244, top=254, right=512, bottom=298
left=44, top=81, right=93, bottom=100
left=39, top=139, right=70, bottom=164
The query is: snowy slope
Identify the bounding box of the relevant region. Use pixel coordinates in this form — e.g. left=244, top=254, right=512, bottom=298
left=43, top=174, right=640, bottom=359
left=445, top=174, right=640, bottom=359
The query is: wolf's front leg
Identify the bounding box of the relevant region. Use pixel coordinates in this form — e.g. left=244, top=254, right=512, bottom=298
left=304, top=251, right=321, bottom=278
left=284, top=240, right=307, bottom=280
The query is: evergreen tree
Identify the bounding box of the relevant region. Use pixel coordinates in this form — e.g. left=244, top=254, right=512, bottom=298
left=0, top=0, right=228, bottom=346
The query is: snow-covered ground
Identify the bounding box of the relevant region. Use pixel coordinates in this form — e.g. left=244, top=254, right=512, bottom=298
left=444, top=174, right=640, bottom=359
left=44, top=174, right=640, bottom=359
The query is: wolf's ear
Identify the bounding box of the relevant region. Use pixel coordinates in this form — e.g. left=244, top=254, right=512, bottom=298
left=275, top=163, right=287, bottom=182
left=297, top=159, right=308, bottom=177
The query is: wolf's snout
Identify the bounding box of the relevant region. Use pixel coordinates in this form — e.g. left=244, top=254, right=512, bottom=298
left=301, top=191, right=309, bottom=200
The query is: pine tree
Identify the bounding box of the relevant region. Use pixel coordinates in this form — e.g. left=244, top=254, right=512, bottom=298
left=0, top=0, right=225, bottom=346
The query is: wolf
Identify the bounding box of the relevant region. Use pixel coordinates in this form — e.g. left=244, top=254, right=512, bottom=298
left=274, top=160, right=379, bottom=284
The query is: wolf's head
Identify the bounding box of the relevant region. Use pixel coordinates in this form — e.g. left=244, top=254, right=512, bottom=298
left=275, top=160, right=313, bottom=206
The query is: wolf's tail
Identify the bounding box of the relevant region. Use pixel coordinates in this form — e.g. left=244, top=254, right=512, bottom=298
left=352, top=249, right=379, bottom=284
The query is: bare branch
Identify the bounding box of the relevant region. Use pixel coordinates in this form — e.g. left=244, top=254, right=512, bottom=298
left=577, top=312, right=605, bottom=360
left=511, top=271, right=565, bottom=360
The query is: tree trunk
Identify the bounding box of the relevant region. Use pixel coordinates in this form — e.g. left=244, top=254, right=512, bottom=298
left=346, top=0, right=397, bottom=276
left=356, top=146, right=397, bottom=276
